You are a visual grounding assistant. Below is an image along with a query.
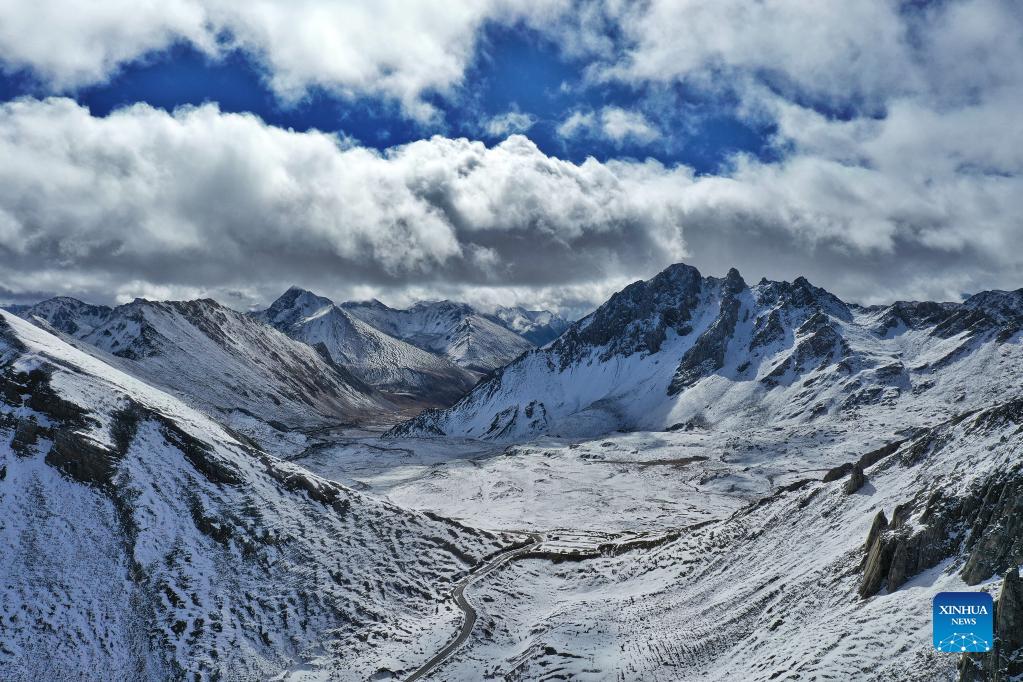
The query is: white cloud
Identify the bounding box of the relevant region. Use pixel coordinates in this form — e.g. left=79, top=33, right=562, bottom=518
left=0, top=0, right=570, bottom=120
left=0, top=0, right=212, bottom=89
left=1, top=95, right=1022, bottom=312
left=557, top=107, right=659, bottom=146
left=1, top=1, right=1022, bottom=311
left=0, top=98, right=687, bottom=309
left=556, top=110, right=595, bottom=139
left=483, top=110, right=536, bottom=137
left=598, top=106, right=659, bottom=144
left=594, top=0, right=915, bottom=108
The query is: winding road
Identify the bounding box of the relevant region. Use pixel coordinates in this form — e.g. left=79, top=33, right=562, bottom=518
left=405, top=532, right=543, bottom=681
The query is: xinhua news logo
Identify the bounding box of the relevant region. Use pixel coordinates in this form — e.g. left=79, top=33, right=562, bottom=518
left=933, top=591, right=993, bottom=653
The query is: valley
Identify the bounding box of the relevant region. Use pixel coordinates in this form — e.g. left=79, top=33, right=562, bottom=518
left=3, top=263, right=1022, bottom=681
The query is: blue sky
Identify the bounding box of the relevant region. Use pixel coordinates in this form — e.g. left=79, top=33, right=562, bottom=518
left=0, top=1, right=1020, bottom=313
left=0, top=24, right=775, bottom=175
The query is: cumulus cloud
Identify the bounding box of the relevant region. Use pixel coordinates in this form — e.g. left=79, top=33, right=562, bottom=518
left=0, top=98, right=688, bottom=311
left=593, top=0, right=914, bottom=109
left=0, top=0, right=570, bottom=120
left=598, top=107, right=659, bottom=144
left=557, top=106, right=659, bottom=146
left=1, top=95, right=1022, bottom=314
left=483, top=110, right=536, bottom=137
left=556, top=110, right=595, bottom=139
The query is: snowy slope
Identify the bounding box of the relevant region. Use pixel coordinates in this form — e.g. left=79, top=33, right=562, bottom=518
left=436, top=398, right=1023, bottom=681
left=16, top=297, right=393, bottom=452
left=0, top=310, right=510, bottom=681
left=392, top=262, right=1023, bottom=441
left=342, top=299, right=537, bottom=372
left=257, top=288, right=478, bottom=407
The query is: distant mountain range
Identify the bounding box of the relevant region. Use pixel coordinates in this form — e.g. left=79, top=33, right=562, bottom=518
left=340, top=298, right=534, bottom=374
left=5, top=289, right=570, bottom=444
left=255, top=288, right=480, bottom=408
left=392, top=262, right=1023, bottom=441
left=11, top=296, right=390, bottom=449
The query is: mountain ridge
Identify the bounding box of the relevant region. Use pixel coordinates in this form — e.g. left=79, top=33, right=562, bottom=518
left=390, top=262, right=1023, bottom=442
left=340, top=298, right=543, bottom=373
left=11, top=295, right=393, bottom=454
left=255, top=287, right=480, bottom=408
left=0, top=309, right=510, bottom=680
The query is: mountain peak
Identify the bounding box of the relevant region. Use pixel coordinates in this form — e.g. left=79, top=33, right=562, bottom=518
left=655, top=261, right=702, bottom=285
left=963, top=288, right=1023, bottom=323
left=16, top=295, right=113, bottom=336
left=755, top=275, right=852, bottom=321
left=344, top=297, right=390, bottom=310
left=723, top=267, right=746, bottom=291
left=260, top=287, right=335, bottom=329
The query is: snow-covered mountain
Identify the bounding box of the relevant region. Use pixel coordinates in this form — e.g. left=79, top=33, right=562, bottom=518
left=14, top=296, right=391, bottom=447
left=256, top=288, right=479, bottom=407
left=432, top=394, right=1023, bottom=681
left=492, top=305, right=571, bottom=346
left=14, top=296, right=113, bottom=336
left=341, top=299, right=538, bottom=373
left=392, top=262, right=1023, bottom=441
left=0, top=310, right=510, bottom=680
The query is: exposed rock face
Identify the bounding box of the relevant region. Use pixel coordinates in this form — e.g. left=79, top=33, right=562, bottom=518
left=855, top=405, right=1023, bottom=603
left=14, top=296, right=113, bottom=336
left=843, top=465, right=866, bottom=494
left=871, top=300, right=957, bottom=336
left=9, top=418, right=40, bottom=457
left=858, top=475, right=1011, bottom=598
left=959, top=569, right=1023, bottom=682
left=762, top=311, right=848, bottom=387
left=996, top=569, right=1023, bottom=678
left=859, top=531, right=897, bottom=598
left=961, top=475, right=1023, bottom=585
left=669, top=268, right=746, bottom=394
left=394, top=260, right=1023, bottom=442
left=885, top=539, right=909, bottom=592
left=864, top=510, right=888, bottom=555
left=554, top=262, right=705, bottom=368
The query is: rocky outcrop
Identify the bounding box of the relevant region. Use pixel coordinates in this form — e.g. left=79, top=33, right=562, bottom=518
left=46, top=429, right=123, bottom=489
left=860, top=481, right=992, bottom=598
left=859, top=529, right=897, bottom=598
left=748, top=309, right=785, bottom=352
left=669, top=269, right=746, bottom=394
left=864, top=511, right=888, bottom=555
left=859, top=464, right=1023, bottom=598
left=762, top=310, right=849, bottom=387
left=843, top=465, right=866, bottom=494
left=855, top=401, right=1023, bottom=598
left=961, top=476, right=1023, bottom=585
left=552, top=262, right=704, bottom=368
left=823, top=440, right=905, bottom=485
left=10, top=418, right=40, bottom=456
left=996, top=569, right=1023, bottom=679
left=959, top=569, right=1023, bottom=682
left=871, top=300, right=956, bottom=336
